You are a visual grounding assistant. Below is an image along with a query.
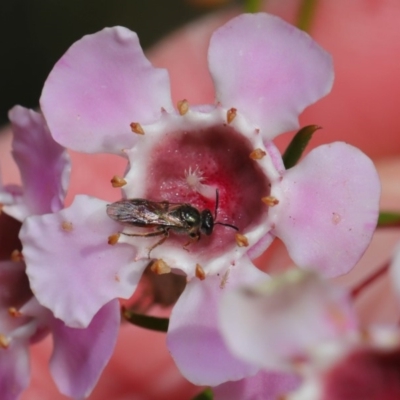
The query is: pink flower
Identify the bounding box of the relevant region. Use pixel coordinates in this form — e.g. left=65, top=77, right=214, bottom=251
left=20, top=13, right=380, bottom=386
left=218, top=260, right=400, bottom=399
left=0, top=106, right=119, bottom=399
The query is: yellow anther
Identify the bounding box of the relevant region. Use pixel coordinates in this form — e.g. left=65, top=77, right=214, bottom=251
left=150, top=259, right=171, bottom=275
left=235, top=233, right=249, bottom=247
left=195, top=264, right=206, bottom=281
left=8, top=307, right=22, bottom=317
left=111, top=175, right=127, bottom=188
left=0, top=334, right=9, bottom=349
left=10, top=249, right=23, bottom=262
left=130, top=122, right=145, bottom=135
left=108, top=233, right=120, bottom=245
left=227, top=108, right=237, bottom=124
left=262, top=196, right=279, bottom=206
left=61, top=221, right=73, bottom=232
left=177, top=99, right=189, bottom=115
left=249, top=148, right=267, bottom=160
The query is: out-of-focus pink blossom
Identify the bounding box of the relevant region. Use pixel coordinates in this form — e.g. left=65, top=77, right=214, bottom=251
left=0, top=107, right=120, bottom=399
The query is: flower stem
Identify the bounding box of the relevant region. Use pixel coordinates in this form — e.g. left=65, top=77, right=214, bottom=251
left=192, top=388, right=214, bottom=400
left=282, top=125, right=320, bottom=169
left=350, top=261, right=390, bottom=298
left=122, top=306, right=169, bottom=332
left=377, top=211, right=400, bottom=227
left=244, top=0, right=263, bottom=13
left=297, top=0, right=319, bottom=32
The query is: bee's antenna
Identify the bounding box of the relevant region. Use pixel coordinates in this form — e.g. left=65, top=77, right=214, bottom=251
left=214, top=222, right=239, bottom=231
left=214, top=189, right=239, bottom=231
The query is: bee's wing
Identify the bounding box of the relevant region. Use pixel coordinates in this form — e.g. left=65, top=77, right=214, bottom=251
left=106, top=199, right=185, bottom=228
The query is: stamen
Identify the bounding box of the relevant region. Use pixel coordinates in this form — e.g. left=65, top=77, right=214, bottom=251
left=10, top=249, right=23, bottom=262
left=262, top=196, right=280, bottom=206
left=195, top=264, right=206, bottom=280
left=227, top=107, right=237, bottom=124
left=8, top=307, right=22, bottom=317
left=177, top=99, right=189, bottom=115
left=108, top=233, right=120, bottom=245
left=130, top=122, right=145, bottom=135
left=111, top=175, right=127, bottom=188
left=249, top=148, right=267, bottom=160
left=61, top=221, right=73, bottom=232
left=0, top=334, right=9, bottom=349
left=150, top=259, right=171, bottom=275
left=220, top=269, right=230, bottom=289
left=235, top=233, right=249, bottom=247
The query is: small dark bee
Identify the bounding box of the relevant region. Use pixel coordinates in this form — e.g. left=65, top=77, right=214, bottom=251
left=106, top=190, right=238, bottom=257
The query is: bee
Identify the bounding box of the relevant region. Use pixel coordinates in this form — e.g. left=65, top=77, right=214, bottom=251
left=106, top=190, right=238, bottom=257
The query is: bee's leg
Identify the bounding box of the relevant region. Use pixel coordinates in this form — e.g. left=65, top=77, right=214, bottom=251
left=147, top=228, right=170, bottom=258
left=183, top=232, right=200, bottom=251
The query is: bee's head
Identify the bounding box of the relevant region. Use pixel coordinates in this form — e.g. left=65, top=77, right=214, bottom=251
left=200, top=209, right=214, bottom=235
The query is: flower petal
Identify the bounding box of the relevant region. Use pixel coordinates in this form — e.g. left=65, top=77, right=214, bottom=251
left=208, top=13, right=333, bottom=140
left=219, top=270, right=357, bottom=370
left=21, top=195, right=146, bottom=328
left=0, top=340, right=30, bottom=400
left=167, top=256, right=265, bottom=386
left=40, top=26, right=173, bottom=155
left=271, top=142, right=380, bottom=277
left=49, top=299, right=120, bottom=398
left=4, top=106, right=70, bottom=221
left=213, top=370, right=300, bottom=400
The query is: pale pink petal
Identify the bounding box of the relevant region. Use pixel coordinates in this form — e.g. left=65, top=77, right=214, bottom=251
left=208, top=13, right=333, bottom=140
left=40, top=26, right=173, bottom=155
left=214, top=370, right=300, bottom=400
left=220, top=270, right=357, bottom=370
left=49, top=299, right=120, bottom=398
left=167, top=256, right=265, bottom=386
left=4, top=106, right=70, bottom=221
left=20, top=195, right=147, bottom=328
left=0, top=340, right=30, bottom=400
left=271, top=142, right=380, bottom=277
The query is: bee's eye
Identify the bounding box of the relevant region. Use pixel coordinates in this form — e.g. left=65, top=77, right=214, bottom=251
left=200, top=210, right=214, bottom=235
left=189, top=232, right=197, bottom=238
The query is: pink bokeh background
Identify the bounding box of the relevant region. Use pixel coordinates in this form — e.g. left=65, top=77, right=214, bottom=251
left=0, top=0, right=399, bottom=398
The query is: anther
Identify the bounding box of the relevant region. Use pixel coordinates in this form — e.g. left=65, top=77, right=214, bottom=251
left=10, top=249, right=23, bottom=262
left=108, top=233, right=120, bottom=245
left=0, top=334, right=9, bottom=349
left=177, top=99, right=189, bottom=115
left=249, top=148, right=266, bottom=160
left=130, top=122, right=145, bottom=135
left=227, top=108, right=237, bottom=124
left=262, top=196, right=279, bottom=206
left=195, top=264, right=206, bottom=281
left=150, top=259, right=171, bottom=275
left=111, top=175, right=127, bottom=188
left=235, top=233, right=249, bottom=247
left=8, top=307, right=22, bottom=317
left=61, top=221, right=73, bottom=232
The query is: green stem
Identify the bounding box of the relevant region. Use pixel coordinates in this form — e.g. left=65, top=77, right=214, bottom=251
left=282, top=125, right=321, bottom=169
left=244, top=0, right=263, bottom=13
left=377, top=211, right=400, bottom=227
left=122, top=307, right=169, bottom=332
left=297, top=0, right=319, bottom=32
left=192, top=388, right=214, bottom=400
